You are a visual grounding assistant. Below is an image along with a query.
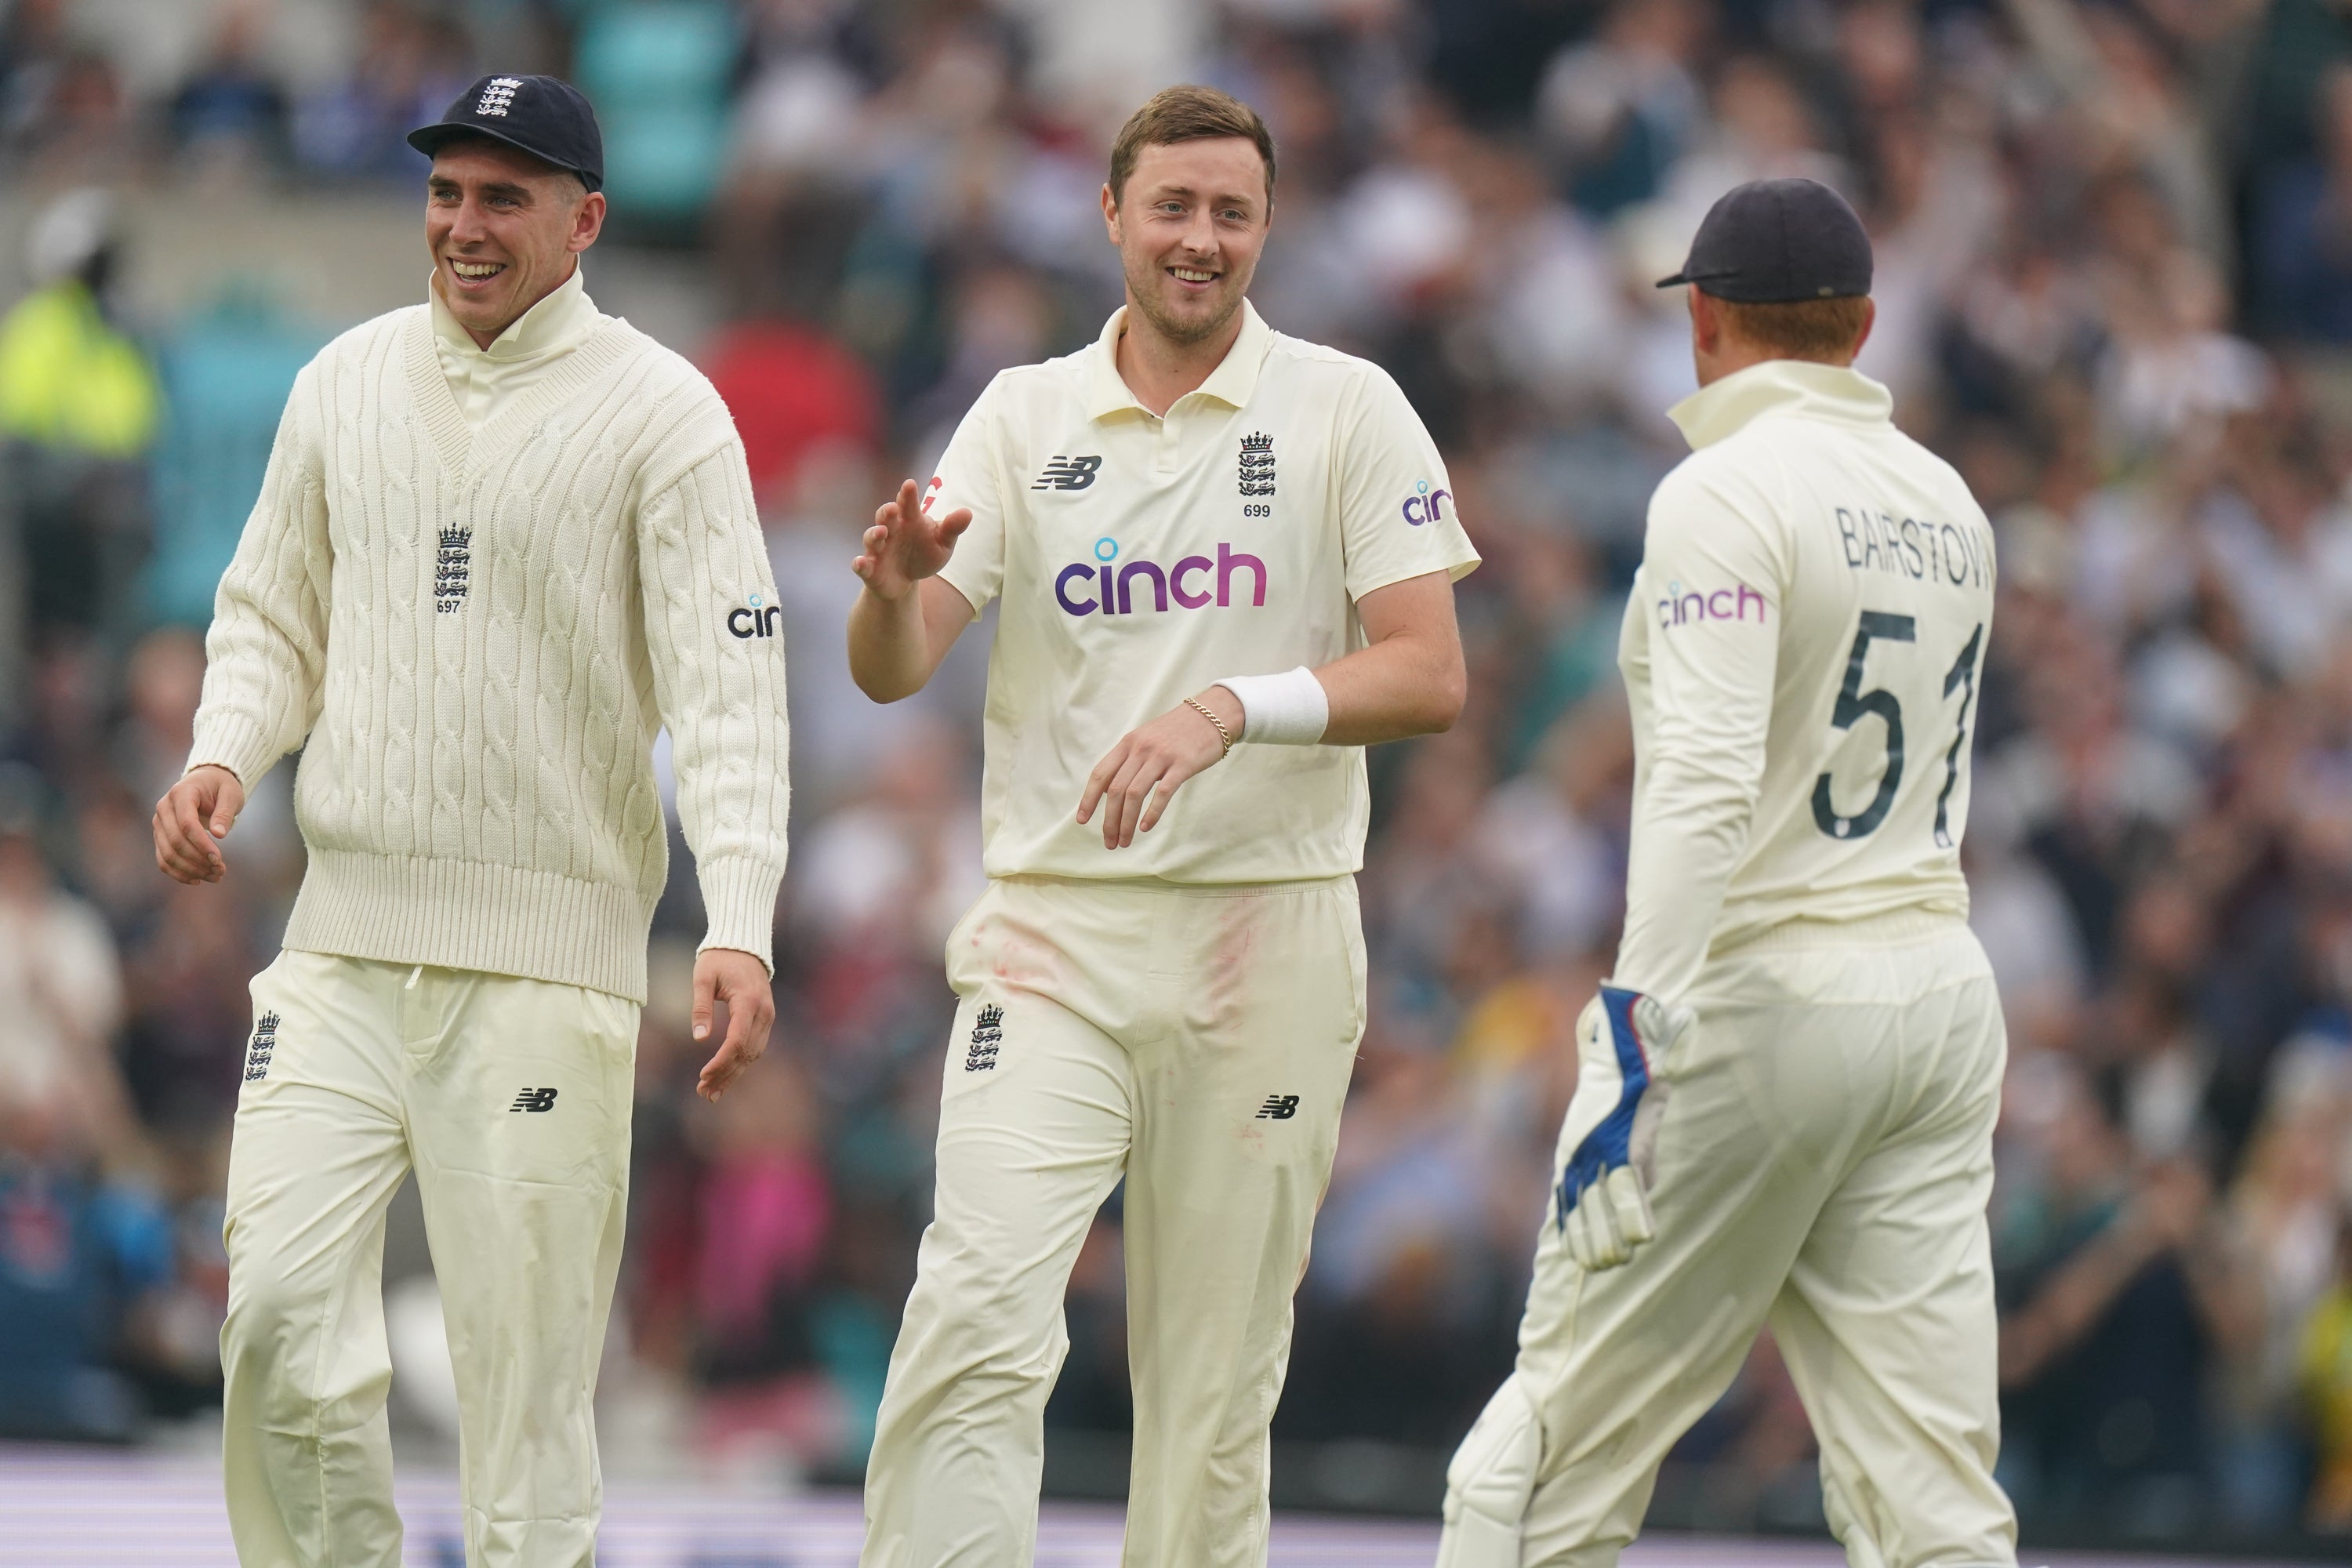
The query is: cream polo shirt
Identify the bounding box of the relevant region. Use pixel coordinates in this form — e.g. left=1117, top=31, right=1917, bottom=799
left=1613, top=359, right=1998, bottom=1001
left=929, top=302, right=1479, bottom=884
left=429, top=263, right=602, bottom=429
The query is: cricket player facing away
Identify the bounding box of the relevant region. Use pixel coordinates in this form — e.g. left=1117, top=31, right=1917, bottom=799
left=151, top=77, right=790, bottom=1567
left=1439, top=178, right=2017, bottom=1568
left=845, top=85, right=1480, bottom=1566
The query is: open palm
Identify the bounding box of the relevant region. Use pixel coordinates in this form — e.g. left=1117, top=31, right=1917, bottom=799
left=854, top=477, right=971, bottom=601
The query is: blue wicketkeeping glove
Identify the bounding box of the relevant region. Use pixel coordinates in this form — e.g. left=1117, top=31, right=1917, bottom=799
left=1553, top=983, right=1694, bottom=1272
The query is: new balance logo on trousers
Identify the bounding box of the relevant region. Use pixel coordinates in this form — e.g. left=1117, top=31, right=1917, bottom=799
left=509, top=1087, right=557, bottom=1112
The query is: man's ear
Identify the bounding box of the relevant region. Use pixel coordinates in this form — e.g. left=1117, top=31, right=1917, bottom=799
left=570, top=190, right=608, bottom=254
left=1101, top=183, right=1122, bottom=247
left=1686, top=285, right=1719, bottom=356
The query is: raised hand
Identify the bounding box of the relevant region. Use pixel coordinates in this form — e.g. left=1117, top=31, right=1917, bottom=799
left=853, top=477, right=972, bottom=602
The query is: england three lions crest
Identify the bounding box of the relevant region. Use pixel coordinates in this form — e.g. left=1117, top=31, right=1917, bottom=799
left=1238, top=432, right=1275, bottom=497
left=965, top=1004, right=1004, bottom=1072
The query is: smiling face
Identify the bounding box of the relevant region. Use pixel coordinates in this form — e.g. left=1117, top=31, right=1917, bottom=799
left=1102, top=136, right=1272, bottom=350
left=426, top=138, right=606, bottom=344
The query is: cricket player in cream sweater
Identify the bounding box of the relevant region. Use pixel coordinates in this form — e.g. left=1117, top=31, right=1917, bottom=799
left=1439, top=179, right=2018, bottom=1567
left=845, top=86, right=1479, bottom=1566
left=151, top=77, right=789, bottom=1568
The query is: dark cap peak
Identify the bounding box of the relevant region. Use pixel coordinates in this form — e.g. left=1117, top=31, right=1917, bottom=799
left=1657, top=177, right=1872, bottom=303
left=408, top=74, right=604, bottom=193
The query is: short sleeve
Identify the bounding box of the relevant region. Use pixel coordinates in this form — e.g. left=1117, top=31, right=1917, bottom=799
left=1337, top=365, right=1480, bottom=601
left=931, top=375, right=1010, bottom=617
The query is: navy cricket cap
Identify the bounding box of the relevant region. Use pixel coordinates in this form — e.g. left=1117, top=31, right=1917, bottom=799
left=1655, top=177, right=1871, bottom=303
left=408, top=74, right=604, bottom=193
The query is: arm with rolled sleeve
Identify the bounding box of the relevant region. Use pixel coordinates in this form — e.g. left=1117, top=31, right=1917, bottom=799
left=1611, top=459, right=1790, bottom=1003
left=638, top=437, right=792, bottom=972
left=187, top=367, right=332, bottom=787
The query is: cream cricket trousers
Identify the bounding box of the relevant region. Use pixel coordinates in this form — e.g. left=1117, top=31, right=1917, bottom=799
left=1441, top=915, right=2018, bottom=1568
left=220, top=950, right=639, bottom=1568
left=862, top=875, right=1367, bottom=1568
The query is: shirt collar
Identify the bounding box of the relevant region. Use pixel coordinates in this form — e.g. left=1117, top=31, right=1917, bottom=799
left=1082, top=299, right=1274, bottom=420
left=429, top=264, right=601, bottom=362
left=1666, top=358, right=1894, bottom=451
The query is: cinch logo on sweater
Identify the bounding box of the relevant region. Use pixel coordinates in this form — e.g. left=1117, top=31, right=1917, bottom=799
left=1054, top=539, right=1267, bottom=616
left=435, top=527, right=472, bottom=613
left=726, top=593, right=782, bottom=639
left=1656, top=579, right=1767, bottom=630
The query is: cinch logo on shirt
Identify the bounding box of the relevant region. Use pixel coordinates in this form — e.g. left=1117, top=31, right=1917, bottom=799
left=727, top=593, right=782, bottom=638
left=1401, top=479, right=1452, bottom=526
left=1657, top=580, right=1768, bottom=629
left=1054, top=538, right=1267, bottom=615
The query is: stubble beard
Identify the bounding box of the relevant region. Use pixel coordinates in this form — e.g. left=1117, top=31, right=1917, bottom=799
left=1126, top=255, right=1243, bottom=349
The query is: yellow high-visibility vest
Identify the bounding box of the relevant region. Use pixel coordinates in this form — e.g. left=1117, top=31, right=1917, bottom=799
left=0, top=280, right=160, bottom=459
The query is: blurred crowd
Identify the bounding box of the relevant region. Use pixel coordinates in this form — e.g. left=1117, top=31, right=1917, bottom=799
left=6, top=0, right=2352, bottom=1547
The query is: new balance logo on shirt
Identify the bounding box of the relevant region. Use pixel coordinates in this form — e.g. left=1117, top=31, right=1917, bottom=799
left=510, top=1087, right=558, bottom=1113
left=1256, top=1094, right=1300, bottom=1120
left=1032, top=456, right=1101, bottom=492
left=966, top=1005, right=1004, bottom=1072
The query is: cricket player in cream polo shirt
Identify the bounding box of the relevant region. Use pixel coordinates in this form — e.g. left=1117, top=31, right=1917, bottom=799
left=846, top=86, right=1478, bottom=1567
left=152, top=76, right=789, bottom=1568
left=1441, top=179, right=2016, bottom=1567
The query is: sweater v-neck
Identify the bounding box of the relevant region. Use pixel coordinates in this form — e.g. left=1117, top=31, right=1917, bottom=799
left=403, top=306, right=637, bottom=485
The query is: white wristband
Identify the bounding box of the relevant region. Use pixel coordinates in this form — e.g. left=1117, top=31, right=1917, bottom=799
left=1214, top=666, right=1329, bottom=746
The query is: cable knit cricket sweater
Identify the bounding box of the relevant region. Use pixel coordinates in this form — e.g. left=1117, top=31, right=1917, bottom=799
left=189, top=302, right=790, bottom=1003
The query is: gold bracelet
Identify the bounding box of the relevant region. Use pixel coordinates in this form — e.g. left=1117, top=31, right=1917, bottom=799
left=1184, top=697, right=1234, bottom=758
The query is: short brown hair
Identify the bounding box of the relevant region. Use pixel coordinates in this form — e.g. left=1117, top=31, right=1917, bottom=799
left=1711, top=293, right=1872, bottom=361
left=1109, top=85, right=1276, bottom=209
